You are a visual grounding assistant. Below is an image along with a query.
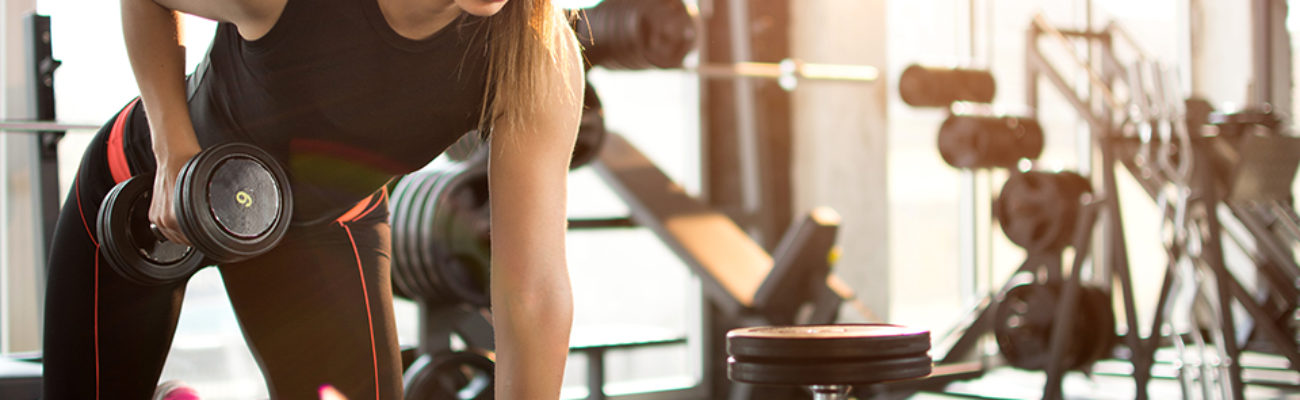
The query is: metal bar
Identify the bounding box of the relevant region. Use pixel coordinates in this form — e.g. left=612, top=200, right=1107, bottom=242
left=1031, top=14, right=1123, bottom=112
left=1044, top=203, right=1102, bottom=400
left=567, top=217, right=637, bottom=230
left=1028, top=49, right=1109, bottom=133
left=0, top=120, right=99, bottom=132
left=1197, top=144, right=1247, bottom=399
left=586, top=347, right=607, bottom=400
left=692, top=60, right=879, bottom=83
left=1106, top=21, right=1154, bottom=63
left=1225, top=273, right=1300, bottom=367
left=725, top=0, right=764, bottom=242
left=25, top=14, right=60, bottom=349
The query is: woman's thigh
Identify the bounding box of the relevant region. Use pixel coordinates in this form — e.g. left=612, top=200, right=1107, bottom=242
left=219, top=217, right=402, bottom=399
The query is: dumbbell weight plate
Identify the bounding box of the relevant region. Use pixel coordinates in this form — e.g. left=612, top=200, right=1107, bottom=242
left=995, top=171, right=1090, bottom=252
left=432, top=164, right=491, bottom=307
left=388, top=173, right=423, bottom=299
left=175, top=143, right=291, bottom=263
left=571, top=82, right=606, bottom=170
left=97, top=175, right=205, bottom=286
left=403, top=352, right=495, bottom=400
left=418, top=168, right=464, bottom=304
left=727, top=324, right=930, bottom=361
left=405, top=170, right=448, bottom=301
left=424, top=164, right=480, bottom=306
left=420, top=165, right=468, bottom=303
left=938, top=115, right=1044, bottom=169
left=1081, top=285, right=1116, bottom=365
left=993, top=282, right=1094, bottom=370
left=993, top=283, right=1056, bottom=370
left=729, top=354, right=932, bottom=386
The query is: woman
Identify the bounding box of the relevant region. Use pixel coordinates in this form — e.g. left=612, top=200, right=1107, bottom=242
left=41, top=0, right=582, bottom=397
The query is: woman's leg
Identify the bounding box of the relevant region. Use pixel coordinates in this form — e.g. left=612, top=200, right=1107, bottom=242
left=42, top=103, right=188, bottom=399
left=219, top=197, right=403, bottom=399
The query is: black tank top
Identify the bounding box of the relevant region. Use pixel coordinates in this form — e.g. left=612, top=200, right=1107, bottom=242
left=127, top=0, right=491, bottom=224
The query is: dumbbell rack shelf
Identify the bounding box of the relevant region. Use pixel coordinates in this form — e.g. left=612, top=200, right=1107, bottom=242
left=900, top=15, right=1300, bottom=400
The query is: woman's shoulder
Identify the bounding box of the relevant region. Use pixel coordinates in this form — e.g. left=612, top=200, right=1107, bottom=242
left=155, top=0, right=287, bottom=41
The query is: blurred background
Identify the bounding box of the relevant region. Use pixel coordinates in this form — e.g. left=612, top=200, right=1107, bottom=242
left=3, top=0, right=1299, bottom=399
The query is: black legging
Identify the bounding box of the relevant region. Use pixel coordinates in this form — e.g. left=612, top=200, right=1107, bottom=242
left=42, top=101, right=403, bottom=399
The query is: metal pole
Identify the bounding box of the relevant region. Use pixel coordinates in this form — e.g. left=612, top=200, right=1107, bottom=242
left=0, top=121, right=98, bottom=132
left=725, top=0, right=763, bottom=242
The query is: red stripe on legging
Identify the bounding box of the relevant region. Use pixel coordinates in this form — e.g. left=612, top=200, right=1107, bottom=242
left=340, top=223, right=380, bottom=398
left=74, top=179, right=99, bottom=248
left=106, top=99, right=139, bottom=184
left=75, top=180, right=102, bottom=398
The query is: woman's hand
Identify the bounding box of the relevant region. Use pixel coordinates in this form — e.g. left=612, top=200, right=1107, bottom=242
left=149, top=141, right=200, bottom=246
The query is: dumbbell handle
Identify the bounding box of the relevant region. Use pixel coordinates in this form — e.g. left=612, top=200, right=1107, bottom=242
left=809, top=385, right=850, bottom=400
left=149, top=223, right=169, bottom=243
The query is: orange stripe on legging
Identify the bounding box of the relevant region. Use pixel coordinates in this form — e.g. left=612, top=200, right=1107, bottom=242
left=340, top=223, right=380, bottom=398
left=106, top=99, right=139, bottom=184
left=335, top=187, right=389, bottom=223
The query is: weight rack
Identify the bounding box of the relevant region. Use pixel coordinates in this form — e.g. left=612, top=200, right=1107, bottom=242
left=917, top=14, right=1300, bottom=400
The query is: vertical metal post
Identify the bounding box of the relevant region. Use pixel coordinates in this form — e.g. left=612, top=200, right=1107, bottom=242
left=585, top=348, right=606, bottom=400
left=725, top=0, right=763, bottom=241
left=700, top=0, right=792, bottom=251
left=27, top=15, right=61, bottom=327
left=1251, top=0, right=1272, bottom=107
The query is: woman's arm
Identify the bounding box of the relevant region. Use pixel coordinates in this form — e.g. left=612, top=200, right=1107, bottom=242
left=120, top=0, right=281, bottom=243
left=488, top=21, right=585, bottom=399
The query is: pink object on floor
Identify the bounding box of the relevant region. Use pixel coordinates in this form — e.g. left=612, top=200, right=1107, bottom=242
left=153, top=380, right=201, bottom=400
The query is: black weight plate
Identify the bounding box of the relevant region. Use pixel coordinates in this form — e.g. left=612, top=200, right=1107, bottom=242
left=423, top=165, right=472, bottom=304
left=444, top=130, right=487, bottom=163
left=177, top=143, right=292, bottom=263
left=415, top=168, right=460, bottom=304
left=391, top=171, right=426, bottom=299
left=727, top=324, right=930, bottom=361
left=388, top=173, right=422, bottom=299
left=416, top=168, right=463, bottom=304
left=403, top=351, right=495, bottom=400
left=993, top=283, right=1056, bottom=370
left=175, top=144, right=229, bottom=260
left=403, top=170, right=444, bottom=301
left=425, top=164, right=478, bottom=306
left=728, top=354, right=931, bottom=386
left=97, top=175, right=204, bottom=286
left=407, top=170, right=445, bottom=300
left=996, top=171, right=1089, bottom=252
left=207, top=158, right=279, bottom=238
left=571, top=82, right=606, bottom=170
left=993, top=283, right=1092, bottom=371
left=436, top=165, right=492, bottom=307
left=1080, top=285, right=1116, bottom=366
left=898, top=65, right=997, bottom=108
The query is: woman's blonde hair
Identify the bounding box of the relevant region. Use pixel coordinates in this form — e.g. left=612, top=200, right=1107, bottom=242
left=479, top=0, right=577, bottom=132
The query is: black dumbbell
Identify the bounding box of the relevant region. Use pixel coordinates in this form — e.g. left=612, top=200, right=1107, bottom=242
left=97, top=142, right=293, bottom=285
left=403, top=350, right=495, bottom=400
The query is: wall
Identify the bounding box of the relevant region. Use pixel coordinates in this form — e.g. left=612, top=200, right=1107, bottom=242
left=790, top=0, right=892, bottom=322
left=2, top=0, right=40, bottom=353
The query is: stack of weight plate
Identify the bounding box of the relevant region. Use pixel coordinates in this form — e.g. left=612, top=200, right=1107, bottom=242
left=389, top=157, right=492, bottom=308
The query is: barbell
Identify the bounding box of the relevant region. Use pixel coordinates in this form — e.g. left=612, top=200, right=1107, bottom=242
left=0, top=120, right=99, bottom=132
left=572, top=0, right=880, bottom=89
